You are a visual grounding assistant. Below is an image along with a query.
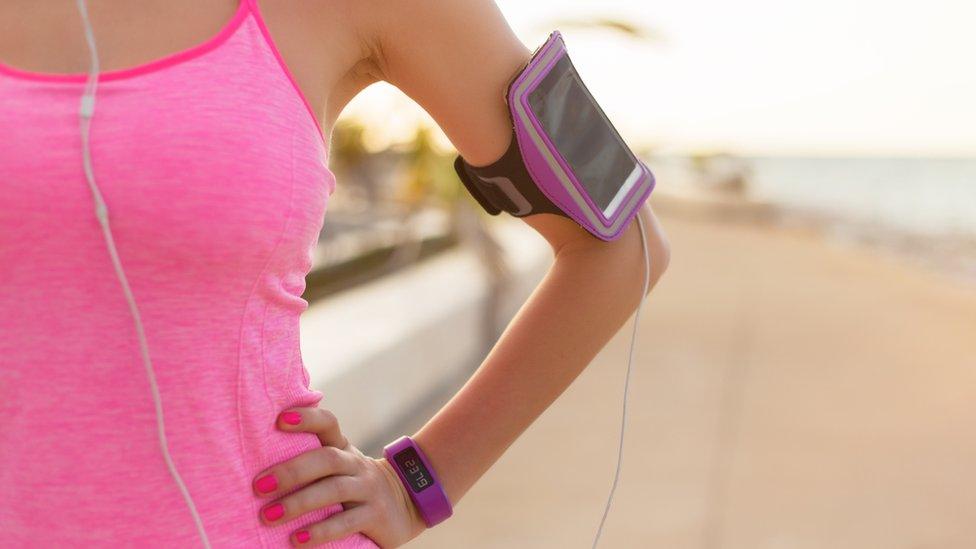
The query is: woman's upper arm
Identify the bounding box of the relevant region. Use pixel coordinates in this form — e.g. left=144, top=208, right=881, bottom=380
left=357, top=0, right=600, bottom=252
left=365, top=0, right=526, bottom=164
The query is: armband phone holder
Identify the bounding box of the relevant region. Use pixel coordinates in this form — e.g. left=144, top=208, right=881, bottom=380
left=454, top=30, right=655, bottom=242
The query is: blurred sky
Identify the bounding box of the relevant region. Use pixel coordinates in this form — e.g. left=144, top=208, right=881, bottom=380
left=341, top=0, right=976, bottom=157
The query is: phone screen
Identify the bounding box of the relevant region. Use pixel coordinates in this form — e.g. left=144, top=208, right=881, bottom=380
left=528, top=54, right=640, bottom=216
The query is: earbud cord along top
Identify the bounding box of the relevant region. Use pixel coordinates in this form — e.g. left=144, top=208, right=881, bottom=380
left=73, top=1, right=212, bottom=547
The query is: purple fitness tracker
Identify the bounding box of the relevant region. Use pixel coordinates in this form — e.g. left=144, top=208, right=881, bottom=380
left=454, top=30, right=655, bottom=242
left=383, top=435, right=453, bottom=528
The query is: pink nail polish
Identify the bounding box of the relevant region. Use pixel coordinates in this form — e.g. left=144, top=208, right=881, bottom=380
left=255, top=474, right=277, bottom=493
left=295, top=530, right=311, bottom=544
left=280, top=411, right=302, bottom=425
left=263, top=502, right=284, bottom=521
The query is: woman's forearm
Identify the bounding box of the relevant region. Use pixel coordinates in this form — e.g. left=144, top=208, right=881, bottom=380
left=412, top=208, right=668, bottom=507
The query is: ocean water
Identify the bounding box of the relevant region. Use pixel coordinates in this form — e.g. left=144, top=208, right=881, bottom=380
left=647, top=155, right=976, bottom=280
left=649, top=155, right=976, bottom=239
left=744, top=157, right=976, bottom=239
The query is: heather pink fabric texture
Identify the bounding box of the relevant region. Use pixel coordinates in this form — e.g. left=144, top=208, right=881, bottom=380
left=0, top=1, right=380, bottom=547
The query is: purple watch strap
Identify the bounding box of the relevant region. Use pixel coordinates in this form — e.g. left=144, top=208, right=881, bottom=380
left=383, top=435, right=453, bottom=527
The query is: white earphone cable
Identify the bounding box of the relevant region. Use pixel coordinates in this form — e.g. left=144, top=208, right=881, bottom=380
left=74, top=1, right=212, bottom=547
left=591, top=211, right=650, bottom=548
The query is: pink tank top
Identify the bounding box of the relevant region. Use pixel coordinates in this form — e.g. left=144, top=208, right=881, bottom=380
left=0, top=1, right=379, bottom=546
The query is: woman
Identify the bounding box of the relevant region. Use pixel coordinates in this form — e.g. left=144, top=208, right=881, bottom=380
left=0, top=0, right=670, bottom=546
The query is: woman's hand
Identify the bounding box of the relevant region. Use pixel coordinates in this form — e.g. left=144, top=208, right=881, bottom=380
left=252, top=407, right=428, bottom=547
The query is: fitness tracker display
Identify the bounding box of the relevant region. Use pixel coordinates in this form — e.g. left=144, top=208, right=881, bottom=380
left=383, top=436, right=453, bottom=528
left=454, top=30, right=655, bottom=241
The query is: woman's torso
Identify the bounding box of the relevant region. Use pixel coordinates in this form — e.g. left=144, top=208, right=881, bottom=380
left=0, top=1, right=379, bottom=546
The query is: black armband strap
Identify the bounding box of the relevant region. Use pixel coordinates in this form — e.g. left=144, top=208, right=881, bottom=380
left=453, top=128, right=564, bottom=218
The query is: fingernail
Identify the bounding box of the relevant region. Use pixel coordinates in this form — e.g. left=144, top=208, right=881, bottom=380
left=263, top=502, right=284, bottom=521
left=280, top=411, right=302, bottom=425
left=295, top=530, right=311, bottom=544
left=255, top=474, right=277, bottom=493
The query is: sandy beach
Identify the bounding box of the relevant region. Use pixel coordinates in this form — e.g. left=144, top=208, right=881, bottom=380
left=407, top=205, right=976, bottom=548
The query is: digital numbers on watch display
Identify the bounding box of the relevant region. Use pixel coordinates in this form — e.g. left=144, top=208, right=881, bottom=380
left=393, top=447, right=433, bottom=493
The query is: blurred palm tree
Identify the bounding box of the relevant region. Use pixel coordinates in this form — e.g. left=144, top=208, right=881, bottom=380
left=534, top=18, right=661, bottom=41
left=330, top=117, right=384, bottom=204
left=394, top=125, right=461, bottom=209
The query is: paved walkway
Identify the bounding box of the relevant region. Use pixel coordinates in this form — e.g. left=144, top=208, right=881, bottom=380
left=407, top=211, right=976, bottom=549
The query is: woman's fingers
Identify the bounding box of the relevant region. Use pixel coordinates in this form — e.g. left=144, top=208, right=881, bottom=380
left=259, top=474, right=367, bottom=526
left=289, top=504, right=377, bottom=547
left=276, top=407, right=349, bottom=449
left=253, top=406, right=401, bottom=545
left=252, top=445, right=360, bottom=498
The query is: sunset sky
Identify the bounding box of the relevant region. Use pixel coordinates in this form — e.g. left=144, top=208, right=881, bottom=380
left=342, top=0, right=976, bottom=157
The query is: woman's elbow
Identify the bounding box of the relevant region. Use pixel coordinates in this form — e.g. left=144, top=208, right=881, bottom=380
left=544, top=202, right=670, bottom=300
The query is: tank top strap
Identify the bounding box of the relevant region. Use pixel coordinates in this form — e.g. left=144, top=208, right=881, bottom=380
left=243, top=0, right=326, bottom=143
